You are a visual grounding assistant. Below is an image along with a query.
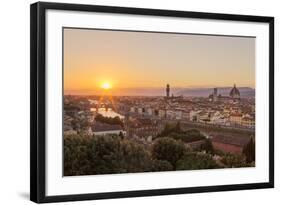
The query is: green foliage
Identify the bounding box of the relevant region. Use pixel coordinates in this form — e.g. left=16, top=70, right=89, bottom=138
left=151, top=160, right=173, bottom=172
left=220, top=153, right=249, bottom=168
left=219, top=138, right=255, bottom=168
left=152, top=137, right=187, bottom=168
left=118, top=139, right=152, bottom=173
left=200, top=138, right=214, bottom=154
left=160, top=123, right=175, bottom=137
left=95, top=114, right=124, bottom=128
left=243, top=137, right=255, bottom=163
left=118, top=131, right=125, bottom=139
left=157, top=123, right=206, bottom=143
left=174, top=122, right=182, bottom=132
left=64, top=135, right=93, bottom=176
left=158, top=122, right=182, bottom=137
left=90, top=135, right=125, bottom=174
left=64, top=103, right=81, bottom=115
left=70, top=118, right=90, bottom=131
left=64, top=131, right=249, bottom=176
left=64, top=135, right=156, bottom=175
left=176, top=153, right=220, bottom=170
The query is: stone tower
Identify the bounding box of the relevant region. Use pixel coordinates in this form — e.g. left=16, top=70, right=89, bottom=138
left=166, top=84, right=170, bottom=98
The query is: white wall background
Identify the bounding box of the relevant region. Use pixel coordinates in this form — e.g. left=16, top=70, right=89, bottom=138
left=0, top=0, right=279, bottom=204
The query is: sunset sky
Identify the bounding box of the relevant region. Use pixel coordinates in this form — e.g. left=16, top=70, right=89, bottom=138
left=64, top=28, right=255, bottom=95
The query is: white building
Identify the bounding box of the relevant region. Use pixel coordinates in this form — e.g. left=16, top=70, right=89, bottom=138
left=159, top=109, right=166, bottom=118
left=175, top=110, right=182, bottom=120
left=138, top=107, right=143, bottom=114
left=93, top=129, right=126, bottom=136
left=92, top=123, right=126, bottom=136
left=147, top=108, right=153, bottom=116
left=189, top=110, right=201, bottom=122
left=210, top=111, right=224, bottom=124
left=130, top=107, right=136, bottom=113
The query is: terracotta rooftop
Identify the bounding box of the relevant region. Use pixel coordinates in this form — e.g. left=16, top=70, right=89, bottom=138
left=92, top=122, right=123, bottom=132
left=230, top=113, right=243, bottom=117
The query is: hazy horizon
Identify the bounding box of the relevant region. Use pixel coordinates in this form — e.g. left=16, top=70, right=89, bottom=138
left=64, top=86, right=255, bottom=97
left=64, top=28, right=255, bottom=94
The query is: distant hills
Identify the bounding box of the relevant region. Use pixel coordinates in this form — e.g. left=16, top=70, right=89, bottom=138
left=65, top=87, right=255, bottom=97
left=175, top=87, right=255, bottom=97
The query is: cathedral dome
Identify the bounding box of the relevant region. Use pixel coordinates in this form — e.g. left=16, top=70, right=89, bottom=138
left=229, top=84, right=240, bottom=98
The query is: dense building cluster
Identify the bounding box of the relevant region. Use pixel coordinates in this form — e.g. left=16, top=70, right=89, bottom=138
left=126, top=84, right=255, bottom=129
left=64, top=84, right=255, bottom=159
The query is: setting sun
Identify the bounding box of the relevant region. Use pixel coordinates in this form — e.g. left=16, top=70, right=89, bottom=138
left=101, top=82, right=112, bottom=90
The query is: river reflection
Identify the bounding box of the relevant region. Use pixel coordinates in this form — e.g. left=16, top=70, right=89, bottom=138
left=90, top=107, right=125, bottom=119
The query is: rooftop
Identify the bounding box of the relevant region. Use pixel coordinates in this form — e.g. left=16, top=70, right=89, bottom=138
left=92, top=122, right=123, bottom=132
left=211, top=135, right=251, bottom=147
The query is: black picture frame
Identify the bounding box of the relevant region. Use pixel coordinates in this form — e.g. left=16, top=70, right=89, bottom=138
left=30, top=2, right=274, bottom=203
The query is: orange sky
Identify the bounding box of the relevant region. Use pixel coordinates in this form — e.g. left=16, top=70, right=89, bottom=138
left=64, top=28, right=255, bottom=94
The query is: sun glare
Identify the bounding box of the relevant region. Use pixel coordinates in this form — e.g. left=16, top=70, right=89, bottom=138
left=101, top=82, right=112, bottom=90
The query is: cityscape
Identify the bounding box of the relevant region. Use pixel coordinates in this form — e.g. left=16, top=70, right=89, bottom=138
left=63, top=28, right=255, bottom=176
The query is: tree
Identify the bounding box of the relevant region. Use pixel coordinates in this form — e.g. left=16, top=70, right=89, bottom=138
left=119, top=131, right=125, bottom=139
left=64, top=135, right=94, bottom=175
left=95, top=114, right=124, bottom=128
left=151, top=160, right=173, bottom=172
left=157, top=124, right=206, bottom=143
left=152, top=137, right=187, bottom=168
left=221, top=153, right=249, bottom=168
left=159, top=123, right=173, bottom=137
left=64, top=134, right=156, bottom=175
left=174, top=121, right=182, bottom=133
left=243, top=137, right=255, bottom=163
left=200, top=138, right=214, bottom=154
left=119, top=139, right=153, bottom=173
left=176, top=153, right=220, bottom=170
left=90, top=135, right=124, bottom=174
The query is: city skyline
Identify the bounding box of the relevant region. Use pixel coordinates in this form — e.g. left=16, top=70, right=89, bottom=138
left=64, top=28, right=255, bottom=95
left=64, top=85, right=255, bottom=97
left=63, top=28, right=256, bottom=175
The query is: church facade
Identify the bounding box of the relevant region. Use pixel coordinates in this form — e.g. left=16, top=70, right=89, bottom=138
left=209, top=84, right=241, bottom=102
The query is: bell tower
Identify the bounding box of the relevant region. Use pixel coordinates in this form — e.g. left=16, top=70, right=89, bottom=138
left=166, top=84, right=170, bottom=98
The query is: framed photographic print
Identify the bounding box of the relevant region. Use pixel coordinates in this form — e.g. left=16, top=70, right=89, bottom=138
left=30, top=2, right=274, bottom=203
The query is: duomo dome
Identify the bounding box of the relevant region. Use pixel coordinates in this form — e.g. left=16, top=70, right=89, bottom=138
left=229, top=84, right=240, bottom=98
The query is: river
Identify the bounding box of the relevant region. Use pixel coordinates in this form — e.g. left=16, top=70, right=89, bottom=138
left=90, top=107, right=125, bottom=119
